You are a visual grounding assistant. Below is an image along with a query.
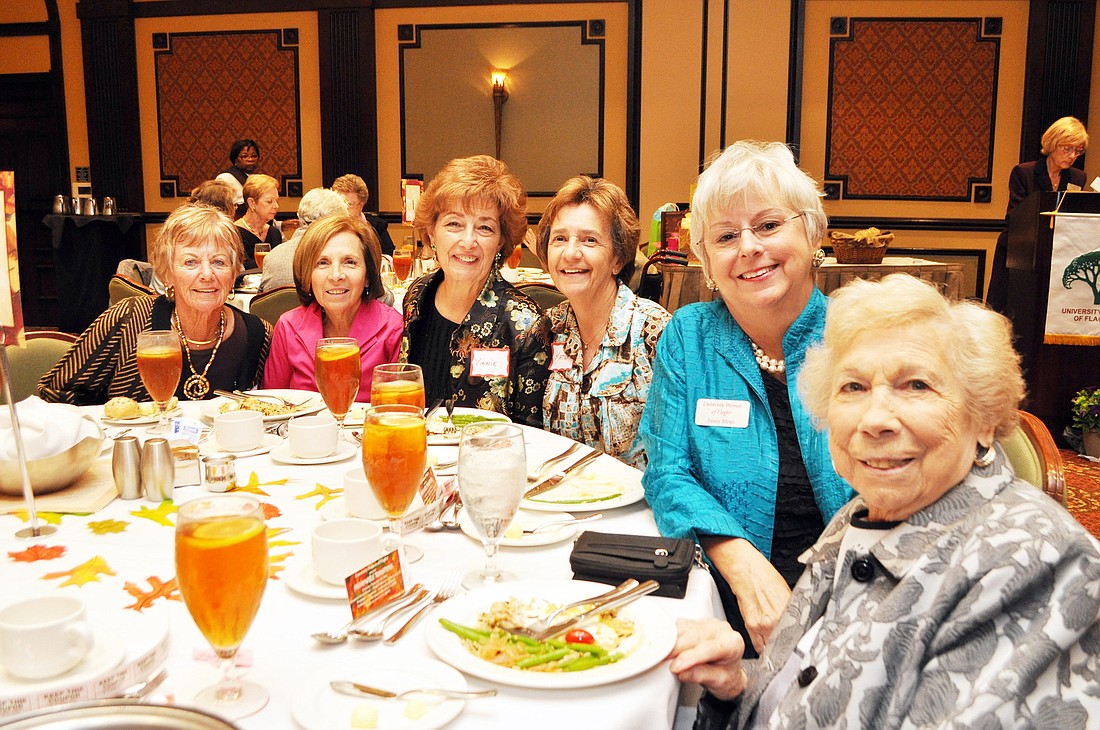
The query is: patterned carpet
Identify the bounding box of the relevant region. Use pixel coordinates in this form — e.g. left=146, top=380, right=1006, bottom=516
left=1062, top=449, right=1100, bottom=541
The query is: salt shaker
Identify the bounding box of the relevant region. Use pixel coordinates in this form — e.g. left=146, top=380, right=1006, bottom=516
left=141, top=438, right=175, bottom=501
left=111, top=436, right=142, bottom=500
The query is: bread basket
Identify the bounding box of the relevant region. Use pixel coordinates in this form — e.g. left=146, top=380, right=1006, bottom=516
left=829, top=228, right=893, bottom=264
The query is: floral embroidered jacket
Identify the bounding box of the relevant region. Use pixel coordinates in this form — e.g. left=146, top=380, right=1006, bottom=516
left=705, top=446, right=1100, bottom=730
left=543, top=284, right=670, bottom=467
left=401, top=268, right=551, bottom=427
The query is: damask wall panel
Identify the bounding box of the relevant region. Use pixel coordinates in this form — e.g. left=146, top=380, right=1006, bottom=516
left=825, top=18, right=999, bottom=202
left=154, top=30, right=302, bottom=198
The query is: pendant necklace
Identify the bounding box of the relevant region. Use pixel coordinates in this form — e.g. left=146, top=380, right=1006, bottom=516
left=174, top=308, right=226, bottom=399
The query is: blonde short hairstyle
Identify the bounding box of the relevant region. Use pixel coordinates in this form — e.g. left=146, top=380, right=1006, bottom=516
left=798, top=274, right=1025, bottom=440
left=149, top=204, right=245, bottom=283
left=414, top=155, right=527, bottom=262
left=242, top=174, right=279, bottom=208
left=331, top=174, right=369, bottom=204
left=689, top=140, right=826, bottom=280
left=292, top=214, right=384, bottom=306
left=1040, top=116, right=1089, bottom=156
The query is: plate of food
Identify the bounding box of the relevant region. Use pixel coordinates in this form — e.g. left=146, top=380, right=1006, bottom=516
left=199, top=389, right=324, bottom=422
left=425, top=579, right=675, bottom=689
left=427, top=408, right=510, bottom=445
left=521, top=464, right=646, bottom=513
left=101, top=396, right=181, bottom=425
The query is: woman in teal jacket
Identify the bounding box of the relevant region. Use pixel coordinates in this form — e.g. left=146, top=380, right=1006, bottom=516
left=639, top=140, right=852, bottom=657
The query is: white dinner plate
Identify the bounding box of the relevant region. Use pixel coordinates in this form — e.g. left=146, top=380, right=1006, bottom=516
left=427, top=408, right=510, bottom=446
left=521, top=469, right=646, bottom=513
left=101, top=405, right=181, bottom=426
left=270, top=439, right=358, bottom=465
left=199, top=389, right=324, bottom=423
left=291, top=657, right=467, bottom=730
left=198, top=433, right=282, bottom=458
left=458, top=508, right=578, bottom=548
left=283, top=560, right=349, bottom=601
left=0, top=628, right=125, bottom=695
left=426, top=579, right=675, bottom=689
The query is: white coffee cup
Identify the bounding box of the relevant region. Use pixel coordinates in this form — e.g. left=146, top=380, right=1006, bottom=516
left=311, top=519, right=384, bottom=585
left=344, top=468, right=385, bottom=520
left=213, top=410, right=264, bottom=452
left=0, top=595, right=95, bottom=679
left=288, top=414, right=338, bottom=458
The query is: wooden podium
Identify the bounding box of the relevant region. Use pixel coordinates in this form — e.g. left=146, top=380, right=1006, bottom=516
left=1005, top=191, right=1100, bottom=442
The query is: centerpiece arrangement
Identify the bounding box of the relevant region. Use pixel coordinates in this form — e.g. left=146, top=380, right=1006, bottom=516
left=1071, top=387, right=1100, bottom=457
left=829, top=227, right=894, bottom=264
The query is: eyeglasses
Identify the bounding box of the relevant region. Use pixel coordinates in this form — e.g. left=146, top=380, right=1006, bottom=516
left=1057, top=144, right=1086, bottom=156
left=706, top=213, right=805, bottom=251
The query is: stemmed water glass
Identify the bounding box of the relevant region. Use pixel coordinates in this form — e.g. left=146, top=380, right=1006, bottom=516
left=370, top=363, right=425, bottom=409
left=136, top=330, right=181, bottom=434
left=456, top=422, right=526, bottom=589
left=315, top=337, right=360, bottom=431
left=175, top=495, right=269, bottom=718
left=361, top=404, right=426, bottom=563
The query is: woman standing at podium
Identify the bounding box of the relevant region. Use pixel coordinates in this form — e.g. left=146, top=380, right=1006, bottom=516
left=988, top=116, right=1089, bottom=311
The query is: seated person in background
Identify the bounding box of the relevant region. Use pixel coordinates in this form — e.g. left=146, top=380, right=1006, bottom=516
left=189, top=179, right=237, bottom=218
left=39, top=204, right=272, bottom=404
left=537, top=176, right=671, bottom=467
left=639, top=140, right=853, bottom=657
left=260, top=188, right=348, bottom=292
left=671, top=273, right=1100, bottom=729
left=235, top=174, right=282, bottom=268
left=262, top=215, right=402, bottom=399
left=215, top=138, right=260, bottom=217
left=402, top=155, right=550, bottom=427
left=332, top=173, right=395, bottom=256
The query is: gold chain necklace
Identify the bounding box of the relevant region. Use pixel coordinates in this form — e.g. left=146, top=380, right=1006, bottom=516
left=174, top=309, right=226, bottom=399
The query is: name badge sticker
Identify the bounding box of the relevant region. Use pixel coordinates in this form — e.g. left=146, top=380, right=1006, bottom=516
left=470, top=348, right=511, bottom=378
left=549, top=342, right=574, bottom=371
left=694, top=399, right=750, bottom=428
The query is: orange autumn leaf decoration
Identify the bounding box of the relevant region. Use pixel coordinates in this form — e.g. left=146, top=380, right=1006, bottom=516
left=9, top=543, right=66, bottom=562
left=123, top=576, right=180, bottom=611
left=42, top=555, right=116, bottom=587
left=261, top=502, right=282, bottom=521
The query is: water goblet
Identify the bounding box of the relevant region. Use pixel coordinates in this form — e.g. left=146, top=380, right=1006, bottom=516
left=361, top=404, right=426, bottom=564
left=315, top=337, right=360, bottom=430
left=370, top=363, right=425, bottom=409
left=456, top=422, right=526, bottom=589
left=136, top=330, right=181, bottom=434
left=175, top=494, right=269, bottom=718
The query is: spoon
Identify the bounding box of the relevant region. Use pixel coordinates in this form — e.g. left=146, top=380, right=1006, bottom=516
left=523, top=513, right=603, bottom=535
left=331, top=680, right=496, bottom=701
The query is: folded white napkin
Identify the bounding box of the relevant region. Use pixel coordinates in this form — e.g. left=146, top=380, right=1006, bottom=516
left=0, top=396, right=99, bottom=460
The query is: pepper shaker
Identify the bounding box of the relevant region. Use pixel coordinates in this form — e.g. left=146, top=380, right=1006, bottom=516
left=141, top=438, right=175, bottom=502
left=111, top=436, right=142, bottom=500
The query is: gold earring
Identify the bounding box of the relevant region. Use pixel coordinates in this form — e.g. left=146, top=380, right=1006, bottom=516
left=705, top=277, right=718, bottom=292
left=974, top=443, right=996, bottom=468
left=812, top=248, right=826, bottom=268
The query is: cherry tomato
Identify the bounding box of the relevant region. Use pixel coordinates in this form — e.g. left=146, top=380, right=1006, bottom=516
left=564, top=629, right=595, bottom=644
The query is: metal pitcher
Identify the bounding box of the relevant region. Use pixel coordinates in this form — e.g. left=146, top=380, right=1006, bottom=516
left=52, top=195, right=66, bottom=214
left=102, top=197, right=116, bottom=215
left=82, top=198, right=98, bottom=216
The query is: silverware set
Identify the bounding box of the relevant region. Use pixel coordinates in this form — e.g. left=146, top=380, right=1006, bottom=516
left=512, top=579, right=660, bottom=642
left=312, top=584, right=427, bottom=644
left=524, top=448, right=604, bottom=499
left=314, top=573, right=462, bottom=645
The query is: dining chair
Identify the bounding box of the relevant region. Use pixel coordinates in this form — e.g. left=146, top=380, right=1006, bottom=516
left=1000, top=409, right=1067, bottom=506
left=516, top=282, right=567, bottom=311
left=2, top=331, right=78, bottom=403
left=248, top=285, right=300, bottom=326
left=108, top=274, right=155, bottom=306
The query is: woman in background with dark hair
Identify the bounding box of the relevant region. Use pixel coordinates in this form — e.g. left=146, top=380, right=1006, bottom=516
left=215, top=138, right=260, bottom=216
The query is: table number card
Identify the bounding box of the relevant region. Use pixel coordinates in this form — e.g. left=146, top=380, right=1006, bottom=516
left=0, top=173, right=24, bottom=347
left=346, top=551, right=405, bottom=620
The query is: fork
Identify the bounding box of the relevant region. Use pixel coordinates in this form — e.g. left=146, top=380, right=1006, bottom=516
left=384, top=573, right=462, bottom=645
left=443, top=398, right=457, bottom=436
left=234, top=389, right=303, bottom=408
left=312, top=584, right=427, bottom=644
left=527, top=443, right=583, bottom=482
left=511, top=579, right=641, bottom=640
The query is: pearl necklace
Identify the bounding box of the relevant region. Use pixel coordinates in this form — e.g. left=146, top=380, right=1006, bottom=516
left=749, top=340, right=786, bottom=374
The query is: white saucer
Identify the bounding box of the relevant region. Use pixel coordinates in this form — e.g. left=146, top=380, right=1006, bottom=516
left=0, top=627, right=126, bottom=695
left=284, top=560, right=349, bottom=600
left=319, top=494, right=425, bottom=523
left=199, top=433, right=282, bottom=458
left=458, top=508, right=579, bottom=547
left=270, top=440, right=358, bottom=465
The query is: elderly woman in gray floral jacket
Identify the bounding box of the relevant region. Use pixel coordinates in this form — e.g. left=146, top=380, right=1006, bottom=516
left=671, top=274, right=1100, bottom=729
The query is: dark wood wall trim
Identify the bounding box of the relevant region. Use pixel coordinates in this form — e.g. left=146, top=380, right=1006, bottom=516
left=1019, top=0, right=1095, bottom=161
left=786, top=0, right=805, bottom=156
left=624, top=0, right=641, bottom=208
left=697, top=0, right=709, bottom=167
left=46, top=1, right=70, bottom=195
left=829, top=216, right=1004, bottom=232
left=319, top=8, right=380, bottom=207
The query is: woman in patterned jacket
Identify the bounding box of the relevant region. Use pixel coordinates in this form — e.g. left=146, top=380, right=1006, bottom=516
left=39, top=204, right=272, bottom=405
left=671, top=274, right=1100, bottom=729
left=402, top=155, right=550, bottom=427
left=537, top=176, right=670, bottom=467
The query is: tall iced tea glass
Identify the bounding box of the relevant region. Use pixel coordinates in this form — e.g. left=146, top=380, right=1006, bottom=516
left=370, top=363, right=425, bottom=409
left=315, top=337, right=360, bottom=430
left=175, top=495, right=269, bottom=718
left=136, top=330, right=181, bottom=434
left=361, top=404, right=426, bottom=563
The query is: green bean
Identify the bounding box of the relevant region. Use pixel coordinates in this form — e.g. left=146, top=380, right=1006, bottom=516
left=438, top=618, right=490, bottom=643
left=562, top=652, right=624, bottom=672
left=566, top=642, right=607, bottom=656
left=516, top=648, right=570, bottom=668
left=527, top=493, right=623, bottom=505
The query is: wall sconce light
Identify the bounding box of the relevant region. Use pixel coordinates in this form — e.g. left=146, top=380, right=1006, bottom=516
left=491, top=69, right=509, bottom=159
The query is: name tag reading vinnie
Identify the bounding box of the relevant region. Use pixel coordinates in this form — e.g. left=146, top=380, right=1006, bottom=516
left=470, top=347, right=510, bottom=378
left=695, top=399, right=750, bottom=428
left=549, top=342, right=574, bottom=371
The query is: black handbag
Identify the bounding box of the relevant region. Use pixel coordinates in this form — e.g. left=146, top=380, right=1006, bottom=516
left=568, top=531, right=698, bottom=599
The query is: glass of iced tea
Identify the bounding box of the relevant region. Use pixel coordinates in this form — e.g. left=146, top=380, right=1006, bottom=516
left=505, top=244, right=522, bottom=269
left=253, top=243, right=270, bottom=272
left=175, top=494, right=269, bottom=718
left=315, top=337, right=360, bottom=430
left=362, top=404, right=426, bottom=563
left=392, top=247, right=413, bottom=283
left=136, top=330, right=181, bottom=434
left=370, top=363, right=425, bottom=409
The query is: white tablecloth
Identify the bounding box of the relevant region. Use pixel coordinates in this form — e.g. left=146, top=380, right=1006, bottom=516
left=0, top=402, right=721, bottom=728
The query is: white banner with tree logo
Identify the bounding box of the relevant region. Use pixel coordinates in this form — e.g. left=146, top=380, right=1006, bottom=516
left=1045, top=213, right=1100, bottom=345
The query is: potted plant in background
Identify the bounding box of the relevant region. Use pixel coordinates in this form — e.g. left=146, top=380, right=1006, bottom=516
left=1071, top=387, right=1100, bottom=457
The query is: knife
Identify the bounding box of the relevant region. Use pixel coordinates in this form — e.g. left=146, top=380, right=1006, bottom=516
left=523, top=449, right=604, bottom=499
left=527, top=579, right=661, bottom=642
